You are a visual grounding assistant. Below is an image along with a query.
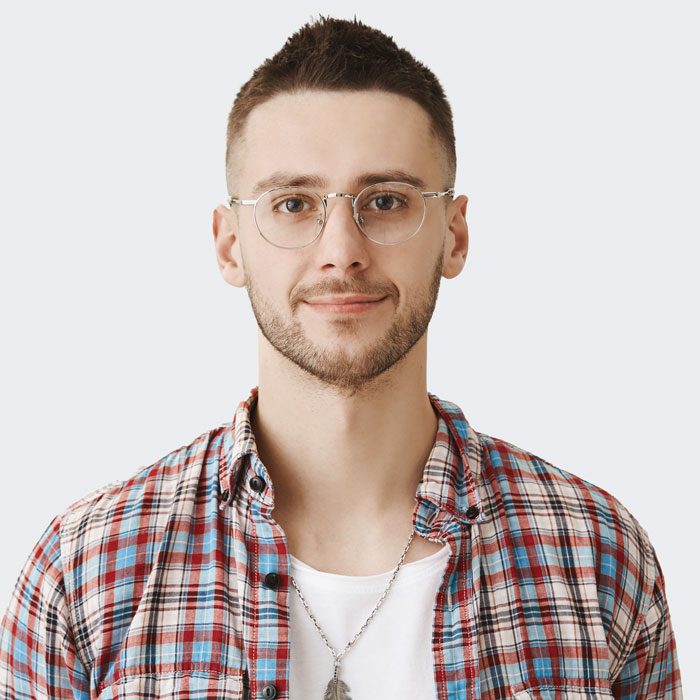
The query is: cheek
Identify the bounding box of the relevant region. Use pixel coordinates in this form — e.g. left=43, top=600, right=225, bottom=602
left=242, top=241, right=305, bottom=301
left=390, top=237, right=444, bottom=288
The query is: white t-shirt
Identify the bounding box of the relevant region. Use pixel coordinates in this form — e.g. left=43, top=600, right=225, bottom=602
left=289, top=543, right=451, bottom=700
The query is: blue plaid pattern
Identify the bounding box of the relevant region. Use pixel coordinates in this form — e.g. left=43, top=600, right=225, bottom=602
left=0, top=389, right=682, bottom=699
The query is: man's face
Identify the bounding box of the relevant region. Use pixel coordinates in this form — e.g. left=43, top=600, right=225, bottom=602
left=217, top=90, right=467, bottom=392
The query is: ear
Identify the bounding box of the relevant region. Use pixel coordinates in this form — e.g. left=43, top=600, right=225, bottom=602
left=441, top=195, right=469, bottom=279
left=212, top=205, right=246, bottom=288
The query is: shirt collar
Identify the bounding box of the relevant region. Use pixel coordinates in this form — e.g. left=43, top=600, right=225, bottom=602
left=421, top=393, right=484, bottom=524
left=218, top=387, right=483, bottom=524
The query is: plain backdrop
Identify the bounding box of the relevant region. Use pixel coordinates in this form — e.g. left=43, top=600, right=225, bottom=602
left=1, top=0, right=697, bottom=695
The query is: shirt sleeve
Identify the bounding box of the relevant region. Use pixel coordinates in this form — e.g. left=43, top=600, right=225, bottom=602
left=611, top=547, right=683, bottom=700
left=0, top=516, right=90, bottom=700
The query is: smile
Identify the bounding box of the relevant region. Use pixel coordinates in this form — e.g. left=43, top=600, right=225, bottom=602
left=303, top=295, right=388, bottom=314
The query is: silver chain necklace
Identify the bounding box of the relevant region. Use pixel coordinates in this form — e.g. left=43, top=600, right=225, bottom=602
left=290, top=527, right=416, bottom=700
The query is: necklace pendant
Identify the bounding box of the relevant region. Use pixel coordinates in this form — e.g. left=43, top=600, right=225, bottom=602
left=323, top=665, right=351, bottom=700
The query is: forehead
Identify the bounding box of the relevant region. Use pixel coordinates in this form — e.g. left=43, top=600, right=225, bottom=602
left=232, top=90, right=446, bottom=192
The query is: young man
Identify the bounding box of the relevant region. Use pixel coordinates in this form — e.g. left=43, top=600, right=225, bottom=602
left=0, top=17, right=682, bottom=700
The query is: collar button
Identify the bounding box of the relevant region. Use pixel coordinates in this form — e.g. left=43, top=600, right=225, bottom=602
left=465, top=505, right=480, bottom=519
left=249, top=476, right=266, bottom=493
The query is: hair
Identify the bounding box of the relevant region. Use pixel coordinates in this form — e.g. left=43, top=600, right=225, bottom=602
left=225, top=16, right=456, bottom=188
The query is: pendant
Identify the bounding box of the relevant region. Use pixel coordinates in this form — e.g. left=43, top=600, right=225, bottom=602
left=323, top=663, right=352, bottom=700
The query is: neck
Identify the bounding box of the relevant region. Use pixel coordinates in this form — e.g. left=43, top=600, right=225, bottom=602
left=251, top=333, right=438, bottom=569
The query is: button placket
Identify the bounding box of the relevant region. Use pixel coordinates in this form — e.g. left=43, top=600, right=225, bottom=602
left=248, top=463, right=288, bottom=700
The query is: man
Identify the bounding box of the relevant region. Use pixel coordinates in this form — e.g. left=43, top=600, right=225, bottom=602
left=0, top=16, right=682, bottom=700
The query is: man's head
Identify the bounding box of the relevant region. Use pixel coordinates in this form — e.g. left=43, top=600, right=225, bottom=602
left=214, top=18, right=468, bottom=393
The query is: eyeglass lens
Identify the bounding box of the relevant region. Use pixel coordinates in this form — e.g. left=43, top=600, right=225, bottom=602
left=253, top=183, right=426, bottom=249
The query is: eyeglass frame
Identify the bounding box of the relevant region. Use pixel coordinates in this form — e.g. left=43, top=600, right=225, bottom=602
left=227, top=181, right=455, bottom=249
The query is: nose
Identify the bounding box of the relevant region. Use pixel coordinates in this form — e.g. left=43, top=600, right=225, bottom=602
left=314, top=195, right=371, bottom=273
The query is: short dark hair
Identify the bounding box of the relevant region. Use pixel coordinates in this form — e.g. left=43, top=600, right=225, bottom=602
left=226, top=16, right=456, bottom=187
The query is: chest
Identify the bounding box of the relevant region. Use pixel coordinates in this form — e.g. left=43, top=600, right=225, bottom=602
left=75, top=492, right=616, bottom=700
left=288, top=544, right=450, bottom=698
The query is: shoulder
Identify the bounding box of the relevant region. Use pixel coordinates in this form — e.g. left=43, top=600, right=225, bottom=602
left=54, top=422, right=230, bottom=566
left=475, top=431, right=661, bottom=639
left=67, top=423, right=227, bottom=512
left=477, top=431, right=650, bottom=553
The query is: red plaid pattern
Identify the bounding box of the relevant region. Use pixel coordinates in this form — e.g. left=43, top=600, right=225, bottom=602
left=0, top=389, right=682, bottom=699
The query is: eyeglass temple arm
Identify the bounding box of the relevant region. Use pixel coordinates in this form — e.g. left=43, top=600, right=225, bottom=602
left=421, top=188, right=455, bottom=199
left=228, top=197, right=256, bottom=206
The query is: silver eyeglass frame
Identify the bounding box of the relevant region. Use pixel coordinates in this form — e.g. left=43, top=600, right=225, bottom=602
left=228, top=181, right=455, bottom=249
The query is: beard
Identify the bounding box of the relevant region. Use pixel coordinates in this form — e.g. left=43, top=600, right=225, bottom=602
left=243, top=252, right=444, bottom=393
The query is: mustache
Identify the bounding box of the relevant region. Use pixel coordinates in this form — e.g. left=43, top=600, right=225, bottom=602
left=290, top=278, right=399, bottom=310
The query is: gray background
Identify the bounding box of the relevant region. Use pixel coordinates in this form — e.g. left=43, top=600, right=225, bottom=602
left=1, top=0, right=697, bottom=694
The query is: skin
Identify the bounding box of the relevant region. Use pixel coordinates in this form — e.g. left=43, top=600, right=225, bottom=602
left=213, top=90, right=469, bottom=575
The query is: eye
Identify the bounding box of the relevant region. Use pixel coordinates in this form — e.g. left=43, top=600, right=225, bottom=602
left=375, top=195, right=395, bottom=210
left=282, top=197, right=305, bottom=213
left=268, top=193, right=317, bottom=215
left=365, top=192, right=408, bottom=212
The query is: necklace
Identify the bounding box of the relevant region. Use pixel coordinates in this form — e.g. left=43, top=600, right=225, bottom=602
left=290, top=527, right=416, bottom=700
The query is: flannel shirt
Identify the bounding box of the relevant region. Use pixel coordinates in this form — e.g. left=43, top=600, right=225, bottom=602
left=0, top=389, right=682, bottom=700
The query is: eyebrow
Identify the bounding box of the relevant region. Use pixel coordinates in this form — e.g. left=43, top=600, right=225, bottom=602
left=250, top=169, right=429, bottom=197
left=250, top=173, right=325, bottom=197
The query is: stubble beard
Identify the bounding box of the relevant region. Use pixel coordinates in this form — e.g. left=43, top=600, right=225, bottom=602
left=244, top=253, right=444, bottom=393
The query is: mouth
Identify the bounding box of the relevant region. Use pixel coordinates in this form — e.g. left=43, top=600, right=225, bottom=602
left=303, top=295, right=388, bottom=314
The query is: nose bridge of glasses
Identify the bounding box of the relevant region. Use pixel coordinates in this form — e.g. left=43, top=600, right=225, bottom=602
left=322, top=192, right=356, bottom=208
left=321, top=192, right=362, bottom=225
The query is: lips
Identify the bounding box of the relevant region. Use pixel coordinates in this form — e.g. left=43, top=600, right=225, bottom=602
left=304, top=295, right=386, bottom=305
left=303, top=295, right=388, bottom=314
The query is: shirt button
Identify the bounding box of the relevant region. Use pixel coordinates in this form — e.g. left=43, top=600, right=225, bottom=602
left=465, top=505, right=480, bottom=519
left=264, top=572, right=281, bottom=590
left=261, top=684, right=277, bottom=699
left=249, top=476, right=266, bottom=493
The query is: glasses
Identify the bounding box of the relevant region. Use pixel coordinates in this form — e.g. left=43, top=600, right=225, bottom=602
left=228, top=181, right=455, bottom=250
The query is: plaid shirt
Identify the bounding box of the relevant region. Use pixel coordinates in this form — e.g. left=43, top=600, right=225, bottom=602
left=0, top=390, right=682, bottom=700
